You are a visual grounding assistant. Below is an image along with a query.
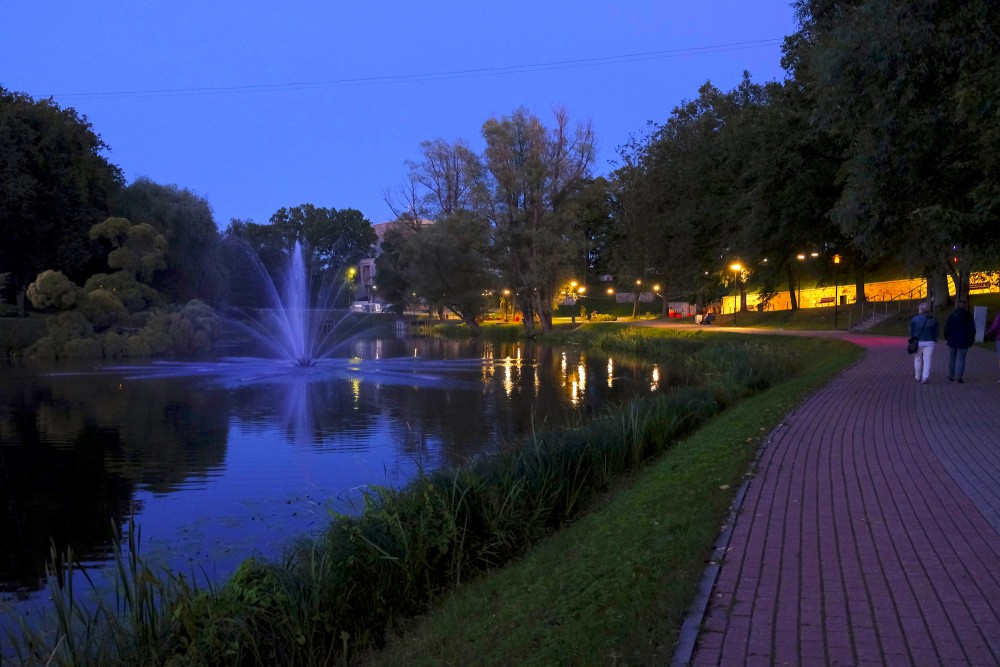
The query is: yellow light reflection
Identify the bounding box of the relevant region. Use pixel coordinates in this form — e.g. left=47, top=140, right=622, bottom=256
left=607, top=357, right=614, bottom=388
left=650, top=365, right=660, bottom=392
left=351, top=377, right=361, bottom=407
left=504, top=356, right=514, bottom=397
left=577, top=363, right=586, bottom=395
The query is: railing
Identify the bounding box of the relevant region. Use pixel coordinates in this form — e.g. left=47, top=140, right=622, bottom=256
left=847, top=282, right=926, bottom=330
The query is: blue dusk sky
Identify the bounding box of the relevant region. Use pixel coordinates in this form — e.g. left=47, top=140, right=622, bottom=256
left=1, top=1, right=796, bottom=228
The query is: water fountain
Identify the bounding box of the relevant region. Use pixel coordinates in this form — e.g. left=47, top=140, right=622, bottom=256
left=226, top=241, right=372, bottom=367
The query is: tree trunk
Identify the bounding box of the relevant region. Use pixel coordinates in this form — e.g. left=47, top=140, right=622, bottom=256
left=854, top=268, right=866, bottom=303
left=632, top=292, right=640, bottom=318
left=786, top=264, right=798, bottom=310
left=739, top=284, right=748, bottom=312
left=460, top=315, right=481, bottom=336
left=929, top=266, right=951, bottom=309
left=520, top=302, right=536, bottom=337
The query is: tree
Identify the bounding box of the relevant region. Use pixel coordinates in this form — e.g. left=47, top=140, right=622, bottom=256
left=729, top=80, right=845, bottom=309
left=373, top=222, right=421, bottom=315
left=267, top=205, right=377, bottom=271
left=403, top=213, right=493, bottom=334
left=788, top=0, right=1000, bottom=304
left=479, top=107, right=595, bottom=334
left=0, top=87, right=122, bottom=307
left=113, top=178, right=221, bottom=304
left=89, top=217, right=168, bottom=283
left=625, top=83, right=748, bottom=311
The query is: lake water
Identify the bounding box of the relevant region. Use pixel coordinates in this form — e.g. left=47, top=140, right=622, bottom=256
left=0, top=334, right=665, bottom=604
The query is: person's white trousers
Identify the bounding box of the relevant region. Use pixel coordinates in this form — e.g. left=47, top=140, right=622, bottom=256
left=914, top=341, right=935, bottom=382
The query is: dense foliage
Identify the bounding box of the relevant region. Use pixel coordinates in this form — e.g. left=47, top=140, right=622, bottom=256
left=375, top=2, right=999, bottom=324
left=0, top=87, right=123, bottom=307
left=24, top=218, right=221, bottom=359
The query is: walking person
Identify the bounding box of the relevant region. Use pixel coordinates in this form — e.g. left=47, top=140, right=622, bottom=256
left=944, top=300, right=976, bottom=382
left=909, top=302, right=939, bottom=384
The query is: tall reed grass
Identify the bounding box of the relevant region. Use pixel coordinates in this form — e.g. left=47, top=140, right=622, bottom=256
left=2, top=328, right=803, bottom=666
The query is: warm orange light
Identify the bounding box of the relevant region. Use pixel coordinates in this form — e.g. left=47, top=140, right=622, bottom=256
left=607, top=288, right=614, bottom=295
left=730, top=263, right=743, bottom=272
left=833, top=254, right=841, bottom=264
left=577, top=286, right=586, bottom=294
left=653, top=284, right=661, bottom=292
left=796, top=253, right=806, bottom=260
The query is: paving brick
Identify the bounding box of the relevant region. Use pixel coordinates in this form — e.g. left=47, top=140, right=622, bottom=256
left=677, top=333, right=1000, bottom=667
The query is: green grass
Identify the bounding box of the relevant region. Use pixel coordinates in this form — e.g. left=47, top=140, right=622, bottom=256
left=361, top=335, right=862, bottom=666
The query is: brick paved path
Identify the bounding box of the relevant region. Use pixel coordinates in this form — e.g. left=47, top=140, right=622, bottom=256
left=686, top=335, right=1000, bottom=666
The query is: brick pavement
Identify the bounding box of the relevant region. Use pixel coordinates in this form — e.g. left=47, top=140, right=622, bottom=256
left=680, top=334, right=1000, bottom=666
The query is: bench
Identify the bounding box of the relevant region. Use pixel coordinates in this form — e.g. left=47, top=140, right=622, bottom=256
left=819, top=296, right=836, bottom=305
left=968, top=282, right=991, bottom=292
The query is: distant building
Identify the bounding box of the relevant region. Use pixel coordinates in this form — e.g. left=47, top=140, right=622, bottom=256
left=356, top=218, right=433, bottom=302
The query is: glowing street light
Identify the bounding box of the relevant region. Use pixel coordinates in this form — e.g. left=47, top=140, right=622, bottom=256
left=730, top=263, right=743, bottom=326
left=833, top=253, right=842, bottom=329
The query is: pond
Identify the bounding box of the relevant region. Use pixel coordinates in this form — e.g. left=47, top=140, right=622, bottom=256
left=0, top=334, right=666, bottom=608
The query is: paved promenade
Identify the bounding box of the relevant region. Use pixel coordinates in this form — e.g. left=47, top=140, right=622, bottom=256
left=675, top=331, right=1000, bottom=666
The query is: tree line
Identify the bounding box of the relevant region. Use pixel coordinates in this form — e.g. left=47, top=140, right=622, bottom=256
left=377, top=0, right=1000, bottom=331
left=4, top=0, right=999, bottom=341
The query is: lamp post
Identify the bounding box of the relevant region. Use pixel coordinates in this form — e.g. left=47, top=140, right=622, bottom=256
left=833, top=254, right=841, bottom=329
left=346, top=267, right=357, bottom=305
left=729, top=263, right=743, bottom=326
left=569, top=280, right=578, bottom=323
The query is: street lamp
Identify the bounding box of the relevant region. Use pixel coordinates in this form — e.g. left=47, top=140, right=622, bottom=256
left=729, top=263, right=742, bottom=326
left=833, top=254, right=841, bottom=329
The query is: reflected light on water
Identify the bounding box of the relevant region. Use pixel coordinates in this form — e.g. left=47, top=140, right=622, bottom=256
left=651, top=365, right=660, bottom=392
left=607, top=357, right=614, bottom=388
left=504, top=357, right=514, bottom=397
left=351, top=377, right=361, bottom=407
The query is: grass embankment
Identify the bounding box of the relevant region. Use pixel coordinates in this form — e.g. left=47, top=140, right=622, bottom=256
left=362, top=329, right=862, bottom=666
left=5, top=327, right=860, bottom=666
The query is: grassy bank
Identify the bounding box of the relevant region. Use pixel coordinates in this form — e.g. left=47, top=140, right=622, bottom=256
left=363, top=333, right=862, bottom=666
left=4, top=329, right=860, bottom=666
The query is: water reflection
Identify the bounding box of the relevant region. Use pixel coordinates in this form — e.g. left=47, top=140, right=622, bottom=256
left=0, top=337, right=667, bottom=597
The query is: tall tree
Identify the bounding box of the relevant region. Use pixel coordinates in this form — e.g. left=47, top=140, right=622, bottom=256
left=113, top=178, right=220, bottom=304
left=0, top=87, right=122, bottom=307
left=479, top=107, right=595, bottom=334
left=268, top=205, right=377, bottom=271
left=789, top=0, right=1000, bottom=303
left=401, top=212, right=493, bottom=334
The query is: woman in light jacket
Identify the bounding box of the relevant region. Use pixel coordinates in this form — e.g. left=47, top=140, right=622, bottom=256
left=909, top=302, right=939, bottom=384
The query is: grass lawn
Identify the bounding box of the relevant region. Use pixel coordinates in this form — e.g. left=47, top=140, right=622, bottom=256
left=361, top=336, right=862, bottom=666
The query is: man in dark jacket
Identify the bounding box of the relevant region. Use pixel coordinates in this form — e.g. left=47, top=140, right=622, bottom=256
left=944, top=300, right=976, bottom=382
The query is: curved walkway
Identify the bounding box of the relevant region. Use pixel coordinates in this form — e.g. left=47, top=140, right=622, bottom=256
left=662, top=327, right=1000, bottom=666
